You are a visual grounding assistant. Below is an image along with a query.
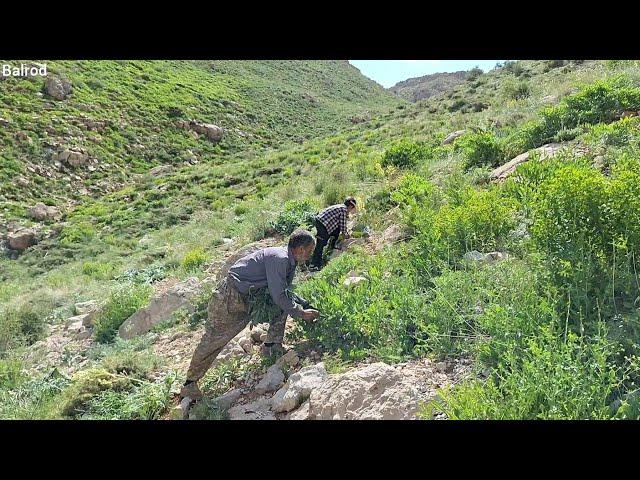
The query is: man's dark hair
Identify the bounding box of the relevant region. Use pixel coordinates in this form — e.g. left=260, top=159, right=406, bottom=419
left=288, top=229, right=316, bottom=249
left=344, top=196, right=357, bottom=208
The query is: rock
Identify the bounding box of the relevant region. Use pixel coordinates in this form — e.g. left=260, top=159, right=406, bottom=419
left=228, top=398, right=275, bottom=420
left=541, top=95, right=559, bottom=104
left=66, top=313, right=97, bottom=328
left=380, top=224, right=404, bottom=246
left=442, top=130, right=466, bottom=145
left=490, top=143, right=564, bottom=181
left=343, top=276, right=367, bottom=287
left=149, top=164, right=174, bottom=176
left=275, top=350, right=299, bottom=368
left=250, top=324, right=268, bottom=343
left=44, top=75, right=72, bottom=100
left=118, top=277, right=201, bottom=339
left=237, top=328, right=254, bottom=353
left=272, top=363, right=327, bottom=413
left=259, top=332, right=268, bottom=343
left=74, top=300, right=99, bottom=315
left=8, top=229, right=37, bottom=251
left=255, top=364, right=285, bottom=394
left=214, top=388, right=242, bottom=410
left=464, top=250, right=507, bottom=263
left=215, top=340, right=246, bottom=364
left=484, top=251, right=506, bottom=263
left=54, top=149, right=90, bottom=167
left=187, top=120, right=224, bottom=143
left=222, top=238, right=234, bottom=245
left=0, top=117, right=10, bottom=127
left=306, top=362, right=421, bottom=420
left=337, top=238, right=366, bottom=251
left=464, top=250, right=485, bottom=262
left=288, top=400, right=311, bottom=420
left=66, top=318, right=84, bottom=332
left=28, top=203, right=60, bottom=221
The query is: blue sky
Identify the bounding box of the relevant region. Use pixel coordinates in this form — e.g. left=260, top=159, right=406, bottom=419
left=349, top=60, right=504, bottom=88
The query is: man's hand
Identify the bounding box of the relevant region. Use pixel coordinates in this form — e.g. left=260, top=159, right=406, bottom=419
left=301, top=309, right=320, bottom=321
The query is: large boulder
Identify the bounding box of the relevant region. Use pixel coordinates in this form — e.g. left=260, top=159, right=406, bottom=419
left=118, top=277, right=201, bottom=339
left=28, top=203, right=60, bottom=222
left=182, top=120, right=224, bottom=143
left=272, top=363, right=327, bottom=413
left=8, top=228, right=37, bottom=251
left=53, top=149, right=90, bottom=167
left=44, top=76, right=72, bottom=100
left=305, top=362, right=421, bottom=420
left=490, top=143, right=564, bottom=181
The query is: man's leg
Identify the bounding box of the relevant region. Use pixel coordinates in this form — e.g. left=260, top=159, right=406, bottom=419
left=310, top=219, right=329, bottom=268
left=327, top=227, right=340, bottom=250
left=262, top=310, right=287, bottom=357
left=182, top=280, right=249, bottom=398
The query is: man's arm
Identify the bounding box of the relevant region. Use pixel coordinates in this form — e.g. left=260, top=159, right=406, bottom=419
left=341, top=208, right=349, bottom=238
left=265, top=256, right=303, bottom=319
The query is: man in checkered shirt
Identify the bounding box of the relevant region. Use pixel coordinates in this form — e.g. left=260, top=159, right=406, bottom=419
left=309, top=196, right=357, bottom=270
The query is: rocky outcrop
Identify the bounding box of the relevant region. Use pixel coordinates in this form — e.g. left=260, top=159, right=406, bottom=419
left=8, top=228, right=37, bottom=251
left=304, top=362, right=422, bottom=420
left=44, top=76, right=72, bottom=100
left=118, top=278, right=201, bottom=339
left=490, top=143, right=565, bottom=181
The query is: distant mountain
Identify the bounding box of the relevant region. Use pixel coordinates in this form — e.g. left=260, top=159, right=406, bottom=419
left=389, top=71, right=469, bottom=102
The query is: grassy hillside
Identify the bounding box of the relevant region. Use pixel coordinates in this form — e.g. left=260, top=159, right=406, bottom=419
left=0, top=60, right=401, bottom=223
left=3, top=59, right=640, bottom=420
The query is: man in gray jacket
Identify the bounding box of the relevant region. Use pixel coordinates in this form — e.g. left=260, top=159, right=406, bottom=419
left=180, top=229, right=320, bottom=400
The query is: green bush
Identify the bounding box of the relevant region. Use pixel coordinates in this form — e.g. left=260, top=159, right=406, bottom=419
left=82, top=261, right=115, bottom=280
left=182, top=247, right=208, bottom=272
left=502, top=79, right=531, bottom=101
left=269, top=200, right=316, bottom=235
left=381, top=140, right=433, bottom=169
left=0, top=358, right=22, bottom=390
left=455, top=132, right=504, bottom=169
left=93, top=284, right=152, bottom=343
left=294, top=249, right=428, bottom=362
left=504, top=77, right=640, bottom=157
left=0, top=297, right=54, bottom=354
left=59, top=221, right=96, bottom=246
left=426, top=328, right=620, bottom=419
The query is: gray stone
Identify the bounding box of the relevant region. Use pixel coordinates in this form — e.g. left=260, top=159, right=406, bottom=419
left=44, top=76, right=72, bottom=100
left=227, top=398, right=275, bottom=420
left=214, top=389, right=242, bottom=410
left=255, top=364, right=285, bottom=394
left=28, top=203, right=60, bottom=221
left=118, top=277, right=200, bottom=339
left=442, top=130, right=466, bottom=145
left=272, top=363, right=327, bottom=413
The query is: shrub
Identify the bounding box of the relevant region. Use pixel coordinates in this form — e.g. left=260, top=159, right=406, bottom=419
left=82, top=261, right=115, bottom=280
left=381, top=140, right=433, bottom=169
left=455, top=132, right=504, bottom=169
left=502, top=79, right=531, bottom=101
left=182, top=247, right=208, bottom=272
left=294, top=250, right=428, bottom=362
left=269, top=200, right=316, bottom=235
left=425, top=328, right=620, bottom=419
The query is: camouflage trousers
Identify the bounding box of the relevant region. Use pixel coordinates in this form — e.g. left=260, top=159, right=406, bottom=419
left=185, top=277, right=287, bottom=383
